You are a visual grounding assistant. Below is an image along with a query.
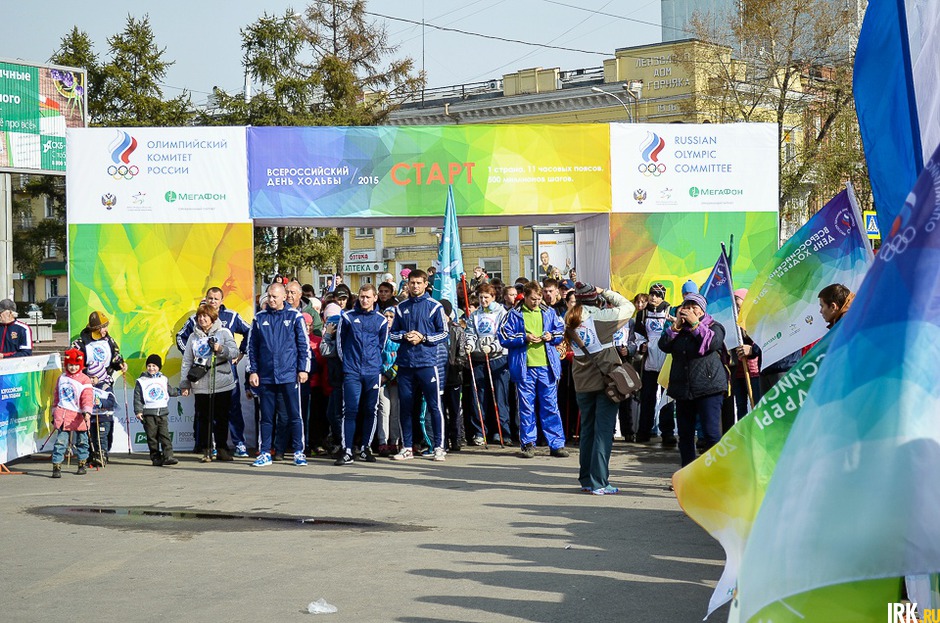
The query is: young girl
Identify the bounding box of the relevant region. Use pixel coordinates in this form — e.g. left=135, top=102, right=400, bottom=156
left=51, top=349, right=95, bottom=478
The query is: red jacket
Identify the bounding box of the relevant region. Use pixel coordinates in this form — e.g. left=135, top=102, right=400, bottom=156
left=52, top=371, right=95, bottom=431
left=308, top=335, right=331, bottom=394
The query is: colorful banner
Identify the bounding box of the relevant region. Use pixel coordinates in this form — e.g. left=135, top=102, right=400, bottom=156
left=1, top=60, right=85, bottom=173
left=432, top=186, right=464, bottom=307
left=609, top=211, right=778, bottom=302
left=247, top=125, right=611, bottom=219
left=610, top=123, right=778, bottom=213
left=735, top=144, right=940, bottom=622
left=68, top=222, right=255, bottom=452
left=0, top=354, right=61, bottom=464
left=737, top=187, right=873, bottom=370
left=699, top=248, right=740, bottom=350
left=66, top=126, right=250, bottom=224
left=672, top=333, right=831, bottom=617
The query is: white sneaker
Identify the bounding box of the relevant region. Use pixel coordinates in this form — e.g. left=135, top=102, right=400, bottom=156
left=432, top=447, right=446, bottom=462
left=391, top=448, right=414, bottom=461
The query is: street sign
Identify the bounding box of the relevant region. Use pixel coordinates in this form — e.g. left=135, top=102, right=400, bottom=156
left=343, top=262, right=383, bottom=274
left=863, top=210, right=881, bottom=240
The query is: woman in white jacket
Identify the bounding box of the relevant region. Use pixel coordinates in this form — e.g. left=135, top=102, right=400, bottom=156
left=180, top=303, right=238, bottom=462
left=564, top=283, right=634, bottom=495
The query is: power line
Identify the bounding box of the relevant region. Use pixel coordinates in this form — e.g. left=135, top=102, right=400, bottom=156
left=364, top=10, right=610, bottom=55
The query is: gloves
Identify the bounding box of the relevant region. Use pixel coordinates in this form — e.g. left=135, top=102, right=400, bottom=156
left=480, top=336, right=498, bottom=355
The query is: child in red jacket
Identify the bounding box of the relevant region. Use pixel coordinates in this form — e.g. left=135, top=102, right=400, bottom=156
left=51, top=348, right=95, bottom=478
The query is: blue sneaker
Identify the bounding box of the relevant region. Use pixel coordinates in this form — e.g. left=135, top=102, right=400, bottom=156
left=233, top=444, right=249, bottom=458
left=251, top=452, right=272, bottom=467
left=293, top=452, right=307, bottom=466
left=211, top=447, right=218, bottom=458
left=592, top=485, right=620, bottom=496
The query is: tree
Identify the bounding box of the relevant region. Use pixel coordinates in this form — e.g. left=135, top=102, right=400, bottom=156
left=205, top=1, right=424, bottom=277
left=11, top=177, right=67, bottom=278
left=686, top=0, right=869, bottom=232
left=98, top=14, right=192, bottom=126
left=49, top=27, right=105, bottom=124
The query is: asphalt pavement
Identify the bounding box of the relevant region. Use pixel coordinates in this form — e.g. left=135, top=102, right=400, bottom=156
left=1, top=441, right=728, bottom=622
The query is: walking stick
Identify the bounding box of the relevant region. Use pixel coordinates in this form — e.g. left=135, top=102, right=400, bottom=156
left=94, top=414, right=107, bottom=467
left=483, top=352, right=505, bottom=448
left=459, top=275, right=488, bottom=449
left=122, top=374, right=133, bottom=454
left=207, top=350, right=217, bottom=459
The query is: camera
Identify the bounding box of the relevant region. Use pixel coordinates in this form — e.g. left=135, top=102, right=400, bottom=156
left=207, top=336, right=218, bottom=347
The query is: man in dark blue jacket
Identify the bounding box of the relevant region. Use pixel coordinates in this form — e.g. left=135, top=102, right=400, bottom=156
left=175, top=286, right=253, bottom=457
left=334, top=284, right=389, bottom=465
left=247, top=283, right=310, bottom=467
left=389, top=269, right=449, bottom=462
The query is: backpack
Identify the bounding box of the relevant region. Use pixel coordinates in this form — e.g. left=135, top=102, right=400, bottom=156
left=447, top=322, right=470, bottom=372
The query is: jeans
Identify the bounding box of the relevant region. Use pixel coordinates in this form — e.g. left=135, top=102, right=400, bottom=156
left=576, top=390, right=619, bottom=491
left=52, top=429, right=89, bottom=464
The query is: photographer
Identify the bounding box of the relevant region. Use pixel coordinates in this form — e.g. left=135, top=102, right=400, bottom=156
left=180, top=304, right=238, bottom=462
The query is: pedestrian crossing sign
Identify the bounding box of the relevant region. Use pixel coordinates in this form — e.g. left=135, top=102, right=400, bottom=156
left=863, top=210, right=881, bottom=240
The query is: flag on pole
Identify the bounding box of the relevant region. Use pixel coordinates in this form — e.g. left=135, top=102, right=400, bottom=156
left=854, top=0, right=940, bottom=236
left=699, top=247, right=739, bottom=350
left=737, top=187, right=873, bottom=369
left=432, top=186, right=464, bottom=307
left=673, top=333, right=833, bottom=618
left=735, top=142, right=940, bottom=622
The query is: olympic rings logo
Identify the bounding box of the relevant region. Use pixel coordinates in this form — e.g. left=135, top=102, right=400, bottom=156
left=107, top=164, right=140, bottom=180
left=878, top=226, right=916, bottom=263
left=638, top=162, right=667, bottom=177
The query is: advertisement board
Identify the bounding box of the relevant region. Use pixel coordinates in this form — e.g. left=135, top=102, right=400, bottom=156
left=610, top=123, right=778, bottom=213
left=0, top=59, right=86, bottom=174
left=247, top=125, right=611, bottom=219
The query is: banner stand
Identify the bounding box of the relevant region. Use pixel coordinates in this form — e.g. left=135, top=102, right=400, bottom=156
left=0, top=463, right=24, bottom=475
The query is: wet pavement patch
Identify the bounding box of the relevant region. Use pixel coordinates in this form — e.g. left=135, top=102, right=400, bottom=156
left=29, top=506, right=426, bottom=534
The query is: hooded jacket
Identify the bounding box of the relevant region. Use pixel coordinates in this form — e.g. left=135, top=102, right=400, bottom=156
left=179, top=319, right=239, bottom=394
left=498, top=302, right=565, bottom=384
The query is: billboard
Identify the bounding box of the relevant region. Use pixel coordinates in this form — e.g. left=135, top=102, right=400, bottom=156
left=247, top=125, right=611, bottom=219
left=0, top=59, right=87, bottom=174
left=611, top=122, right=778, bottom=213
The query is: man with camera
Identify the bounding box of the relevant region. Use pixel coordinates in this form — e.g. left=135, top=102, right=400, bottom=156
left=247, top=282, right=310, bottom=467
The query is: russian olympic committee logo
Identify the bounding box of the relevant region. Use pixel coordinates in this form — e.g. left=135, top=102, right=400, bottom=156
left=880, top=191, right=918, bottom=263
left=638, top=131, right=667, bottom=177
left=834, top=205, right=854, bottom=236
left=107, top=129, right=139, bottom=180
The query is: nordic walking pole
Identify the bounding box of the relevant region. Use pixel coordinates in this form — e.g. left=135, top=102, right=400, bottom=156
left=482, top=351, right=505, bottom=448
left=207, top=349, right=217, bottom=459
left=122, top=373, right=133, bottom=455
left=459, top=275, right=489, bottom=449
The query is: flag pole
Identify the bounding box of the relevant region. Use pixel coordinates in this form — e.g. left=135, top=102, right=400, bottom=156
left=723, top=242, right=753, bottom=408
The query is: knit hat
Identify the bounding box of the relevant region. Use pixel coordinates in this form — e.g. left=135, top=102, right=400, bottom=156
left=301, top=312, right=313, bottom=325
left=440, top=299, right=453, bottom=318
left=649, top=283, right=667, bottom=297
left=733, top=288, right=749, bottom=301
left=64, top=348, right=85, bottom=367
left=682, top=280, right=699, bottom=295
left=87, top=310, right=110, bottom=330
left=0, top=298, right=15, bottom=313
left=146, top=354, right=162, bottom=369
left=573, top=282, right=599, bottom=305
left=382, top=273, right=394, bottom=283
left=682, top=292, right=708, bottom=313
left=400, top=268, right=411, bottom=277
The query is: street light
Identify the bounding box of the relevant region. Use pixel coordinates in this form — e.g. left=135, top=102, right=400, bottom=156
left=591, top=86, right=633, bottom=122
left=623, top=80, right=643, bottom=123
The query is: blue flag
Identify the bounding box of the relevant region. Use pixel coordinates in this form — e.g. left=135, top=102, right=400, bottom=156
left=854, top=0, right=940, bottom=236
left=735, top=141, right=940, bottom=621
left=699, top=247, right=739, bottom=350
left=432, top=186, right=464, bottom=307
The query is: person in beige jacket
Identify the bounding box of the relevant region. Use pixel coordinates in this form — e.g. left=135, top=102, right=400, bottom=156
left=564, top=283, right=635, bottom=495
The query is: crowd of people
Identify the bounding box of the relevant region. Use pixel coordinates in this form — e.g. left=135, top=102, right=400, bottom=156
left=21, top=265, right=855, bottom=494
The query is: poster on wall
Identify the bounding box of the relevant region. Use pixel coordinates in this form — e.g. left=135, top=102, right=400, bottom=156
left=532, top=226, right=575, bottom=282
left=610, top=123, right=778, bottom=214
left=0, top=59, right=86, bottom=173
left=247, top=125, right=611, bottom=220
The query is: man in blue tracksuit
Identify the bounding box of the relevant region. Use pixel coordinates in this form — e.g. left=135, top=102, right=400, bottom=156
left=388, top=269, right=449, bottom=462
left=247, top=282, right=310, bottom=467
left=176, top=286, right=253, bottom=457
left=498, top=281, right=569, bottom=459
left=335, top=284, right=389, bottom=465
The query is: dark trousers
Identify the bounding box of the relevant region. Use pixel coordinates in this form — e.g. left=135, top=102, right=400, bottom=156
left=675, top=393, right=724, bottom=467
left=143, top=414, right=174, bottom=462
left=258, top=383, right=304, bottom=454
left=443, top=383, right=464, bottom=449
left=558, top=358, right=580, bottom=438
left=341, top=374, right=381, bottom=451
left=618, top=395, right=640, bottom=440
left=468, top=358, right=510, bottom=440
left=194, top=391, right=232, bottom=457
left=89, top=415, right=112, bottom=462
left=732, top=375, right=762, bottom=419
left=576, top=390, right=619, bottom=491
left=638, top=370, right=675, bottom=440
left=228, top=376, right=246, bottom=446
left=398, top=366, right=444, bottom=449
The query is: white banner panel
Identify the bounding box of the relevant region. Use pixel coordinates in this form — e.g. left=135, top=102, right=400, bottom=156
left=611, top=123, right=778, bottom=213
left=66, top=126, right=250, bottom=224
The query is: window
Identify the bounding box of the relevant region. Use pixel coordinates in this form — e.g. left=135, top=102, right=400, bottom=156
left=48, top=278, right=59, bottom=297
left=317, top=274, right=333, bottom=293
left=355, top=227, right=374, bottom=237
left=396, top=226, right=416, bottom=235
left=362, top=275, right=373, bottom=285
left=44, top=242, right=57, bottom=259
left=44, top=197, right=55, bottom=218
left=482, top=259, right=503, bottom=283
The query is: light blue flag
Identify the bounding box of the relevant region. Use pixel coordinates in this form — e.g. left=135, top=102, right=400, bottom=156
left=432, top=186, right=464, bottom=307
left=854, top=0, right=940, bottom=236
left=699, top=247, right=740, bottom=350
left=734, top=141, right=940, bottom=622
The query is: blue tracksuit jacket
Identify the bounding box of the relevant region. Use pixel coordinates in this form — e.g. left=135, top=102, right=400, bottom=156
left=389, top=293, right=448, bottom=368
left=337, top=304, right=389, bottom=377
left=247, top=305, right=309, bottom=384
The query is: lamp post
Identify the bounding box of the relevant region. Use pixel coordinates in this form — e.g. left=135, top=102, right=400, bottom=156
left=624, top=80, right=643, bottom=123
left=591, top=86, right=633, bottom=122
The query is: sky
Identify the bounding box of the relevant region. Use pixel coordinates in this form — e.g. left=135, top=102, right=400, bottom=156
left=0, top=0, right=663, bottom=108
